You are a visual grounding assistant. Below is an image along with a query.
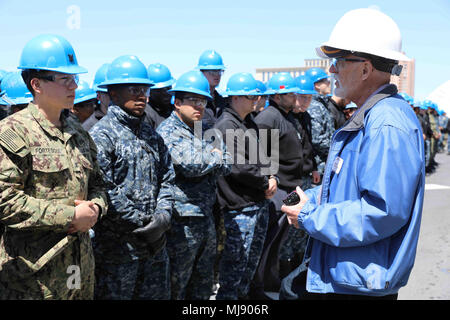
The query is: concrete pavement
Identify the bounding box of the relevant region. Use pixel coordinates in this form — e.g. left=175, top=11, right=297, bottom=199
left=398, top=151, right=450, bottom=300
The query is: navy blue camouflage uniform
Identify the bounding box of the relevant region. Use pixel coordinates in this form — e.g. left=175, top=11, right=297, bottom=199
left=308, top=94, right=335, bottom=175
left=157, top=111, right=232, bottom=300
left=89, top=105, right=175, bottom=300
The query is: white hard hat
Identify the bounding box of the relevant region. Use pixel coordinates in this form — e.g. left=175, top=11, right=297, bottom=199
left=316, top=8, right=410, bottom=62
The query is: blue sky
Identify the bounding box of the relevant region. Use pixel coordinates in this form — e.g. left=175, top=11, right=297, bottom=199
left=1, top=0, right=449, bottom=101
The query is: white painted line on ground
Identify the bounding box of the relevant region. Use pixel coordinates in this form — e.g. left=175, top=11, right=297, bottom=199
left=425, top=184, right=450, bottom=190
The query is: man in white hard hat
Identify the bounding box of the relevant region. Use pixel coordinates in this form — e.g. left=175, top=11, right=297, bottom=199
left=281, top=8, right=425, bottom=300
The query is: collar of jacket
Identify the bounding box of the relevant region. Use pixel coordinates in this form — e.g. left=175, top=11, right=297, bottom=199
left=268, top=99, right=292, bottom=117
left=28, top=102, right=77, bottom=142
left=224, top=105, right=253, bottom=123
left=341, top=84, right=398, bottom=132
left=206, top=89, right=220, bottom=110
left=314, top=93, right=330, bottom=105
left=168, top=110, right=196, bottom=133
left=328, top=97, right=344, bottom=111
left=108, top=104, right=144, bottom=129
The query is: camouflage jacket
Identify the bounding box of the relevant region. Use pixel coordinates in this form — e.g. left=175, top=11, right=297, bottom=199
left=89, top=105, right=175, bottom=263
left=0, top=103, right=107, bottom=286
left=308, top=94, right=335, bottom=171
left=157, top=111, right=232, bottom=218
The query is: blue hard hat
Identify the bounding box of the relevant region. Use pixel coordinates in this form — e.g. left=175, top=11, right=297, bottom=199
left=98, top=55, right=153, bottom=88
left=422, top=99, right=433, bottom=108
left=18, top=34, right=87, bottom=74
left=93, top=63, right=110, bottom=93
left=419, top=101, right=427, bottom=110
left=225, top=73, right=259, bottom=97
left=196, top=50, right=225, bottom=70
left=266, top=72, right=299, bottom=95
left=0, top=70, right=8, bottom=85
left=168, top=70, right=212, bottom=100
left=295, top=75, right=317, bottom=95
left=415, top=101, right=423, bottom=110
left=345, top=102, right=357, bottom=109
left=0, top=72, right=33, bottom=106
left=255, top=80, right=267, bottom=96
left=147, top=63, right=175, bottom=89
left=74, top=80, right=97, bottom=105
left=304, top=67, right=329, bottom=84
left=398, top=92, right=413, bottom=104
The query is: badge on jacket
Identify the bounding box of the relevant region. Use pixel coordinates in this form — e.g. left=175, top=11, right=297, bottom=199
left=332, top=156, right=344, bottom=175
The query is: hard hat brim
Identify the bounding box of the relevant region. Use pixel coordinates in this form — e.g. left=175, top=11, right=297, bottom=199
left=297, top=89, right=317, bottom=95
left=267, top=87, right=300, bottom=95
left=74, top=93, right=97, bottom=105
left=150, top=78, right=175, bottom=90
left=196, top=65, right=226, bottom=71
left=0, top=96, right=32, bottom=106
left=94, top=85, right=108, bottom=93
left=17, top=64, right=88, bottom=75
left=97, top=78, right=153, bottom=89
left=316, top=44, right=411, bottom=61
left=168, top=87, right=213, bottom=100
left=225, top=89, right=260, bottom=97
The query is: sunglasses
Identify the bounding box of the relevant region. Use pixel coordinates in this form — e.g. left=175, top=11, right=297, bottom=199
left=331, top=57, right=367, bottom=72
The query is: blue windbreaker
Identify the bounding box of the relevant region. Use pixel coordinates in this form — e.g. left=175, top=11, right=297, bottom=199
left=299, top=85, right=425, bottom=296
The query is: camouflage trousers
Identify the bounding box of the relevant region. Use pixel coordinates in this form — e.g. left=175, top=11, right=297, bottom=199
left=216, top=200, right=270, bottom=300
left=166, top=215, right=216, bottom=300
left=213, top=201, right=226, bottom=284
left=0, top=236, right=95, bottom=300
left=279, top=176, right=312, bottom=262
left=425, top=139, right=430, bottom=167
left=94, top=249, right=170, bottom=300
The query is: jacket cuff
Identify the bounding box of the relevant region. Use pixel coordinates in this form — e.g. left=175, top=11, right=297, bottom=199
left=298, top=200, right=316, bottom=228
left=90, top=196, right=108, bottom=219
left=55, top=204, right=76, bottom=231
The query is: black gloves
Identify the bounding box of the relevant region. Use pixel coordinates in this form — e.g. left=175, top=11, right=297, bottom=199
left=148, top=233, right=167, bottom=256
left=132, top=213, right=171, bottom=255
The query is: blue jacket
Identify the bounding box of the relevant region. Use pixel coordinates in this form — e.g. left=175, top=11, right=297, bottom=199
left=89, top=105, right=175, bottom=263
left=298, top=85, right=425, bottom=296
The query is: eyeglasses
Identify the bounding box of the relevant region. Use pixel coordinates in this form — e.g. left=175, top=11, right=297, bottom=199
left=127, top=86, right=151, bottom=97
left=282, top=92, right=297, bottom=99
left=75, top=100, right=97, bottom=109
left=244, top=95, right=259, bottom=101
left=183, top=96, right=208, bottom=108
left=202, top=70, right=224, bottom=76
left=39, top=74, right=79, bottom=87
left=331, top=57, right=367, bottom=72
